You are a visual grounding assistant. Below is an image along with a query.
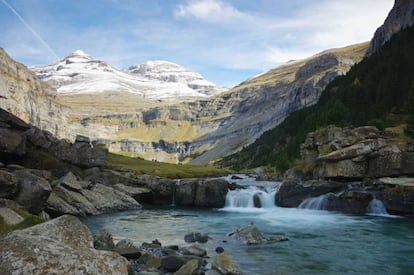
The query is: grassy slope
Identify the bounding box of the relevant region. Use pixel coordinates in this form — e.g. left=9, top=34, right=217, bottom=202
left=221, top=25, right=414, bottom=171
left=107, top=153, right=229, bottom=178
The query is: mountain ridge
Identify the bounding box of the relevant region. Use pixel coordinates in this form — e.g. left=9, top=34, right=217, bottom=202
left=31, top=50, right=223, bottom=100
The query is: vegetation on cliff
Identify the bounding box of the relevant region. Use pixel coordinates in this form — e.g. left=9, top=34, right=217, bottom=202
left=221, top=24, right=414, bottom=171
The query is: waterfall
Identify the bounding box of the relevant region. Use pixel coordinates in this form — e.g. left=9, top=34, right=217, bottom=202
left=298, top=194, right=330, bottom=210
left=367, top=197, right=388, bottom=215
left=171, top=179, right=181, bottom=206
left=224, top=187, right=276, bottom=209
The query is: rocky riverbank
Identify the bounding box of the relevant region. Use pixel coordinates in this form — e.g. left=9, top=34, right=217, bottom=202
left=276, top=125, right=414, bottom=215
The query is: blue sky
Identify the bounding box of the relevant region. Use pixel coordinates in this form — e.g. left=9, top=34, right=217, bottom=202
left=1, top=0, right=393, bottom=86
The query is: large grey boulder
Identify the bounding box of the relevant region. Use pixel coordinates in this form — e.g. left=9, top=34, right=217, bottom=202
left=0, top=215, right=128, bottom=274
left=13, top=169, right=52, bottom=214
left=46, top=173, right=141, bottom=217
left=276, top=180, right=344, bottom=207
left=176, top=178, right=228, bottom=207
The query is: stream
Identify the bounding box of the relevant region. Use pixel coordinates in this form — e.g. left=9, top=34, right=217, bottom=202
left=81, top=176, right=414, bottom=274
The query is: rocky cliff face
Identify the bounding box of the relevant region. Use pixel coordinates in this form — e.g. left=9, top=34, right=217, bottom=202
left=0, top=48, right=70, bottom=139
left=1, top=42, right=367, bottom=164
left=45, top=43, right=367, bottom=164
left=366, top=0, right=414, bottom=56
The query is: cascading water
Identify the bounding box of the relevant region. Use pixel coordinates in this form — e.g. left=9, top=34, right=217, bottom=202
left=367, top=197, right=388, bottom=215
left=298, top=194, right=330, bottom=210
left=171, top=179, right=181, bottom=206
left=224, top=186, right=277, bottom=209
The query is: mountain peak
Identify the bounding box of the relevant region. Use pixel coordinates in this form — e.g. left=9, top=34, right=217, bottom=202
left=64, top=50, right=93, bottom=60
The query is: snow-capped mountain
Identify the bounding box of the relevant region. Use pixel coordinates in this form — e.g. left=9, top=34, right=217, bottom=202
left=127, top=61, right=224, bottom=95
left=31, top=50, right=223, bottom=100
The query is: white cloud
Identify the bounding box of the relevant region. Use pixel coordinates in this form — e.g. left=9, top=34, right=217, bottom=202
left=174, top=0, right=247, bottom=23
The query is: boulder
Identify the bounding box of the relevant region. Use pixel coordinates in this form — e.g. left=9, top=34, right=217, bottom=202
left=213, top=253, right=242, bottom=275
left=161, top=255, right=187, bottom=272
left=0, top=169, right=18, bottom=199
left=55, top=142, right=108, bottom=168
left=0, top=127, right=26, bottom=156
left=93, top=229, right=115, bottom=251
left=276, top=180, right=344, bottom=207
left=194, top=178, right=228, bottom=207
left=176, top=178, right=228, bottom=207
left=0, top=207, right=24, bottom=225
left=228, top=222, right=268, bottom=245
left=146, top=178, right=176, bottom=204
left=181, top=244, right=207, bottom=257
left=47, top=184, right=98, bottom=216
left=374, top=177, right=414, bottom=214
left=174, top=259, right=200, bottom=275
left=184, top=232, right=210, bottom=243
left=81, top=183, right=141, bottom=213
left=113, top=183, right=152, bottom=202
left=325, top=191, right=374, bottom=214
left=13, top=169, right=52, bottom=214
left=114, top=239, right=141, bottom=260
left=0, top=215, right=128, bottom=274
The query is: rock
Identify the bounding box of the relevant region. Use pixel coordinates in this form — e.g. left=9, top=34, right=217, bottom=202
left=215, top=247, right=225, bottom=254
left=75, top=134, right=91, bottom=143
left=194, top=179, right=229, bottom=207
left=324, top=191, right=374, bottom=214
left=253, top=193, right=262, bottom=208
left=213, top=253, right=242, bottom=275
left=94, top=229, right=115, bottom=251
left=176, top=178, right=229, bottom=207
left=82, top=183, right=141, bottom=213
left=114, top=239, right=141, bottom=260
left=230, top=175, right=243, bottom=180
left=55, top=142, right=108, bottom=168
left=374, top=178, right=414, bottom=214
left=145, top=178, right=176, bottom=204
left=113, top=183, right=152, bottom=202
left=276, top=180, right=344, bottom=207
left=366, top=0, right=414, bottom=56
left=13, top=169, right=52, bottom=214
left=0, top=207, right=24, bottom=225
left=0, top=170, right=18, bottom=199
left=0, top=215, right=128, bottom=274
left=161, top=255, right=187, bottom=272
left=228, top=222, right=268, bottom=245
left=174, top=259, right=200, bottom=275
left=142, top=254, right=162, bottom=272
left=0, top=127, right=27, bottom=156
left=184, top=232, right=210, bottom=243
left=47, top=184, right=98, bottom=216
left=5, top=164, right=25, bottom=170
left=182, top=244, right=207, bottom=257
left=39, top=210, right=51, bottom=220
left=58, top=171, right=83, bottom=191
left=47, top=179, right=141, bottom=217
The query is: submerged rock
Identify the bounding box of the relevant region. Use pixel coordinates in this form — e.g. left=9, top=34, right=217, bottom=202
left=228, top=222, right=268, bottom=245
left=0, top=215, right=128, bottom=274
left=184, top=232, right=210, bottom=243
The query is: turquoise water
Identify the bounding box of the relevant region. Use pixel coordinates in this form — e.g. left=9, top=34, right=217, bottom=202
left=81, top=179, right=414, bottom=274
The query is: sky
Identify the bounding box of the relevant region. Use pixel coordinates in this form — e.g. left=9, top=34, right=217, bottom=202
left=1, top=0, right=394, bottom=86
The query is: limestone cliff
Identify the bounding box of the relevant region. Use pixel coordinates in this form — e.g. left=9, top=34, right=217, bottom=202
left=0, top=43, right=367, bottom=164
left=0, top=48, right=70, bottom=139
left=366, top=0, right=414, bottom=56
left=47, top=43, right=368, bottom=164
